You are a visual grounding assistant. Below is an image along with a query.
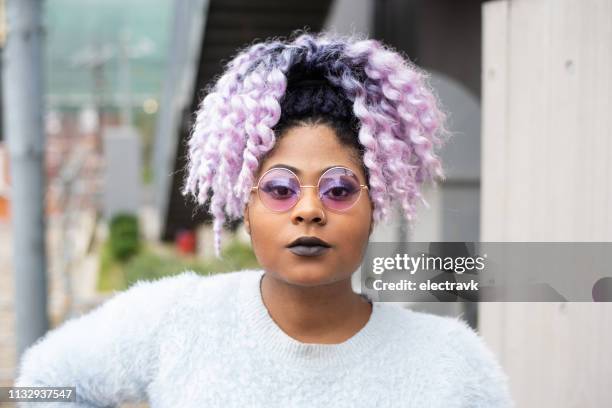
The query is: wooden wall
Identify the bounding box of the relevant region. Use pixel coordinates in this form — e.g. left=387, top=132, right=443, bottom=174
left=480, top=0, right=612, bottom=406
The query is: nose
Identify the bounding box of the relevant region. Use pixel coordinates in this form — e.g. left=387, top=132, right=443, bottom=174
left=290, top=186, right=327, bottom=225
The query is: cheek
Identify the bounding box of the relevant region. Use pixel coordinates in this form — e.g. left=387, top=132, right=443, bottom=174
left=330, top=201, right=372, bottom=265
left=248, top=203, right=286, bottom=266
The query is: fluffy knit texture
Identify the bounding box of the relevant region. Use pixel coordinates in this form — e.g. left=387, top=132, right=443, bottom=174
left=181, top=32, right=450, bottom=257
left=15, top=270, right=513, bottom=408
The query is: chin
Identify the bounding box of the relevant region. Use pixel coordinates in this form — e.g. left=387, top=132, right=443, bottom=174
left=275, top=262, right=342, bottom=287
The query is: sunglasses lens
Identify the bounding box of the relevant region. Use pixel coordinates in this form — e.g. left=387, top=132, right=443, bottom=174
left=258, top=169, right=300, bottom=211
left=318, top=167, right=363, bottom=211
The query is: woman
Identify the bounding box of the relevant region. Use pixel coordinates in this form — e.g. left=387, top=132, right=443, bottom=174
left=16, top=32, right=513, bottom=407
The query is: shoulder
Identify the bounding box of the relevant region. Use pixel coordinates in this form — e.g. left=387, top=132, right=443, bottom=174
left=166, top=268, right=260, bottom=300
left=148, top=269, right=262, bottom=318
left=66, top=269, right=259, bottom=328
left=376, top=303, right=474, bottom=339
left=378, top=304, right=514, bottom=406
left=384, top=304, right=503, bottom=365
left=405, top=308, right=503, bottom=370
left=121, top=268, right=259, bottom=300
left=379, top=304, right=489, bottom=345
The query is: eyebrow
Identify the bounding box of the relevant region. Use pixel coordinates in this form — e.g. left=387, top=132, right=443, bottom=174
left=267, top=164, right=340, bottom=175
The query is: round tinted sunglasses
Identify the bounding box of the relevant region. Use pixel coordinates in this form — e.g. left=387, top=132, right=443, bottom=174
left=251, top=166, right=369, bottom=213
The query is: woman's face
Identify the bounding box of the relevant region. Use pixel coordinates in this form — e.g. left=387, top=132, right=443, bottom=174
left=244, top=124, right=373, bottom=287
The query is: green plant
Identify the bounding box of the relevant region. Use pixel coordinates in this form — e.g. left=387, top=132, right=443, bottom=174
left=109, top=213, right=140, bottom=262
left=98, top=239, right=128, bottom=291
left=205, top=240, right=260, bottom=273
left=123, top=248, right=195, bottom=286
left=97, top=236, right=261, bottom=292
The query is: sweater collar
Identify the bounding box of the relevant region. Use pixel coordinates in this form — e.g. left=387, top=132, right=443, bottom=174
left=237, top=269, right=390, bottom=370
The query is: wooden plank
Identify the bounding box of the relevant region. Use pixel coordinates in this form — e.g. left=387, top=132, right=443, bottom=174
left=480, top=0, right=509, bottom=243
left=479, top=0, right=509, bottom=371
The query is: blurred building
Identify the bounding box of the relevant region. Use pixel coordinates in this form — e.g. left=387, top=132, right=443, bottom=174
left=1, top=0, right=174, bottom=386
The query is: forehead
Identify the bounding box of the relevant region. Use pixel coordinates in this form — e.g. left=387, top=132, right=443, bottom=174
left=258, top=125, right=363, bottom=179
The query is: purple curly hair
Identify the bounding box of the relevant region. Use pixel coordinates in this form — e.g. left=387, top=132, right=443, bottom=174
left=182, top=32, right=449, bottom=258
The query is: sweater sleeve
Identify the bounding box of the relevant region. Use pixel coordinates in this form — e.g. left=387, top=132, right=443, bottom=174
left=450, top=319, right=515, bottom=408
left=14, top=271, right=200, bottom=408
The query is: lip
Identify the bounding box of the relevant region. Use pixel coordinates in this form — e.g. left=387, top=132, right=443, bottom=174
left=287, top=236, right=331, bottom=248
left=288, top=245, right=330, bottom=257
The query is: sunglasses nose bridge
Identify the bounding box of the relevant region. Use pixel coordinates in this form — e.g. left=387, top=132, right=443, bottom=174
left=295, top=185, right=322, bottom=207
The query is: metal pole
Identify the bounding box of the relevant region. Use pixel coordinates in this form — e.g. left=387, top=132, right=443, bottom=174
left=2, top=0, right=48, bottom=358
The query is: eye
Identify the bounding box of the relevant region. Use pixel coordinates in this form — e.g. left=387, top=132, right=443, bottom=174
left=261, top=182, right=297, bottom=200
left=270, top=186, right=293, bottom=198
left=322, top=184, right=357, bottom=201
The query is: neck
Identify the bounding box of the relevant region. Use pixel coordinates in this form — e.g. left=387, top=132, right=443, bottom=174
left=260, top=271, right=372, bottom=344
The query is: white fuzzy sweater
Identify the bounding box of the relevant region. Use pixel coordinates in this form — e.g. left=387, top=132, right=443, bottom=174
left=15, top=269, right=513, bottom=407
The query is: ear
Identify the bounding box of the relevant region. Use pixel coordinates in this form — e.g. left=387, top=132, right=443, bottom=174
left=243, top=203, right=251, bottom=235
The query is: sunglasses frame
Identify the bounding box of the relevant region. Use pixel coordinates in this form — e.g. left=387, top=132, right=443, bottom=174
left=251, top=166, right=369, bottom=213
